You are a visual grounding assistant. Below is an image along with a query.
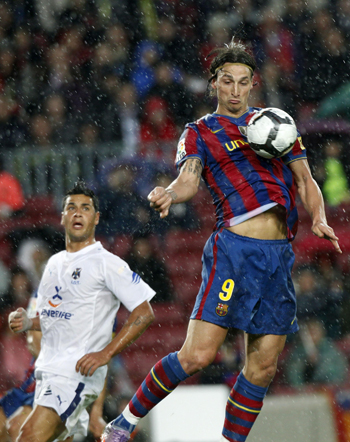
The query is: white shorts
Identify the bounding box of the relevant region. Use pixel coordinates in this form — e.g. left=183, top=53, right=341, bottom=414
left=34, top=372, right=101, bottom=440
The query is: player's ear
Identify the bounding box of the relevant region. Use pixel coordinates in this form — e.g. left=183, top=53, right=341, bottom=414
left=95, top=211, right=100, bottom=225
left=60, top=212, right=64, bottom=225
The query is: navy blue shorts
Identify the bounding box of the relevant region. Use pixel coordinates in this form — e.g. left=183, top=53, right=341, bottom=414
left=0, top=388, right=34, bottom=418
left=191, top=229, right=298, bottom=335
left=0, top=363, right=35, bottom=418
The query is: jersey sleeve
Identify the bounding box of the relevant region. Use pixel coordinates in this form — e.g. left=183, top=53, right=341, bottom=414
left=175, top=124, right=206, bottom=170
left=104, top=254, right=156, bottom=312
left=283, top=135, right=307, bottom=165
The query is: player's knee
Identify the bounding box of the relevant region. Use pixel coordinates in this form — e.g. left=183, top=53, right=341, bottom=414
left=180, top=349, right=216, bottom=374
left=255, top=359, right=278, bottom=384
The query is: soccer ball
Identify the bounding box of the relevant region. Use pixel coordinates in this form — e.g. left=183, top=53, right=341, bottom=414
left=246, top=108, right=298, bottom=159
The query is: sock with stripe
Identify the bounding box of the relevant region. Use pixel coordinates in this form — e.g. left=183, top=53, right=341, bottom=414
left=221, top=372, right=268, bottom=442
left=111, top=352, right=189, bottom=433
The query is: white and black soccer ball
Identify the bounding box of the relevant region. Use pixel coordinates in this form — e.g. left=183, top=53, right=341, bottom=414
left=246, top=108, right=298, bottom=159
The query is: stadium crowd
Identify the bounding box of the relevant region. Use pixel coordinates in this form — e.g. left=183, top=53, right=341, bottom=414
left=1, top=0, right=350, bottom=440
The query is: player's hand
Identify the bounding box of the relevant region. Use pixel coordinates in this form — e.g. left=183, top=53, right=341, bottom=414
left=8, top=308, right=33, bottom=333
left=311, top=221, right=342, bottom=253
left=147, top=186, right=173, bottom=218
left=76, top=349, right=111, bottom=377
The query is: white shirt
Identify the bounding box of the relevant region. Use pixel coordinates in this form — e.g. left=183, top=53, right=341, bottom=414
left=35, top=241, right=155, bottom=386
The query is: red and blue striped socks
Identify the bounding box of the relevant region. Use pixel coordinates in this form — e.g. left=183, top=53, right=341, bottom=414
left=221, top=372, right=268, bottom=442
left=113, top=352, right=189, bottom=432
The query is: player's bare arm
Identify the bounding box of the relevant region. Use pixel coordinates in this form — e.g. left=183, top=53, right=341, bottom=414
left=8, top=308, right=41, bottom=333
left=27, top=330, right=42, bottom=358
left=76, top=300, right=154, bottom=376
left=147, top=158, right=203, bottom=218
left=289, top=158, right=341, bottom=253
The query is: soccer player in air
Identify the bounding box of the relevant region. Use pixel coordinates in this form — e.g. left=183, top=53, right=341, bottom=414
left=8, top=181, right=155, bottom=442
left=101, top=40, right=341, bottom=442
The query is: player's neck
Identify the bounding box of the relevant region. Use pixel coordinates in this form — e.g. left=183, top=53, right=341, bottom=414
left=215, top=105, right=249, bottom=119
left=65, top=236, right=96, bottom=253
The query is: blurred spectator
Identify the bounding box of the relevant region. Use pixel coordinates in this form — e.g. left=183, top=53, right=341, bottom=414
left=0, top=94, right=27, bottom=150
left=29, top=114, right=53, bottom=148
left=97, top=163, right=151, bottom=239
left=125, top=234, right=174, bottom=303
left=0, top=157, right=25, bottom=220
left=301, top=9, right=350, bottom=104
left=336, top=0, right=350, bottom=38
left=149, top=171, right=200, bottom=235
left=156, top=15, right=200, bottom=76
left=294, top=266, right=327, bottom=324
left=0, top=261, right=10, bottom=312
left=200, top=13, right=232, bottom=72
left=77, top=121, right=100, bottom=147
left=105, top=23, right=132, bottom=79
left=17, top=239, right=51, bottom=289
left=140, top=96, right=178, bottom=160
left=285, top=318, right=348, bottom=388
left=44, top=93, right=77, bottom=145
left=131, top=41, right=161, bottom=97
left=258, top=9, right=296, bottom=75
left=199, top=330, right=243, bottom=387
left=117, top=82, right=141, bottom=156
left=322, top=140, right=350, bottom=206
left=145, top=60, right=196, bottom=127
left=0, top=268, right=33, bottom=392
left=5, top=267, right=33, bottom=311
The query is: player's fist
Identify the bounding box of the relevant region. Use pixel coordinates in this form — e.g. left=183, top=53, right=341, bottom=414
left=8, top=308, right=33, bottom=333
left=147, top=186, right=173, bottom=218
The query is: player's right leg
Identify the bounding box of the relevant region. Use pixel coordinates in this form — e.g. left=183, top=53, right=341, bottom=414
left=102, top=319, right=228, bottom=442
left=16, top=404, right=66, bottom=442
left=7, top=405, right=32, bottom=442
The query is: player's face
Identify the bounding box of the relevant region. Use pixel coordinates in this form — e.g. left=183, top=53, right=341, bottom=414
left=213, top=64, right=253, bottom=118
left=61, top=194, right=100, bottom=244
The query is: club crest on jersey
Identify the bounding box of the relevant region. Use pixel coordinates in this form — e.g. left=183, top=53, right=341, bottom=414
left=72, top=268, right=82, bottom=280
left=71, top=268, right=82, bottom=284
left=176, top=138, right=186, bottom=163
left=215, top=303, right=228, bottom=317
left=48, top=286, right=62, bottom=308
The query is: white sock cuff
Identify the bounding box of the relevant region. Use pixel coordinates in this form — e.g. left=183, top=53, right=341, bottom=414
left=123, top=404, right=141, bottom=426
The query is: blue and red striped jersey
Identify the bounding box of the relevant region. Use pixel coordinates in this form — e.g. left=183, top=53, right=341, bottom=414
left=175, top=107, right=307, bottom=239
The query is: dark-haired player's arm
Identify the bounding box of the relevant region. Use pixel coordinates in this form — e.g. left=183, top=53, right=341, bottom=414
left=9, top=308, right=41, bottom=333
left=289, top=158, right=341, bottom=253
left=148, top=158, right=203, bottom=218
left=76, top=300, right=154, bottom=376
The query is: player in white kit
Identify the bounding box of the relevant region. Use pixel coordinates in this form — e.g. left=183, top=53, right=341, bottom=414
left=8, top=181, right=155, bottom=442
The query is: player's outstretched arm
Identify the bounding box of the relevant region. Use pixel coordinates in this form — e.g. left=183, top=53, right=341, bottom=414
left=76, top=300, right=154, bottom=376
left=148, top=158, right=203, bottom=218
left=8, top=308, right=41, bottom=333
left=289, top=158, right=341, bottom=253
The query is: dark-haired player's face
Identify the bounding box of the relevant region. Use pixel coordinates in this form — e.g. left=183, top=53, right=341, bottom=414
left=213, top=64, right=253, bottom=118
left=61, top=194, right=100, bottom=243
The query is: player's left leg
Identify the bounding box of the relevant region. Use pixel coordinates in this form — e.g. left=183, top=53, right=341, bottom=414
left=0, top=408, right=8, bottom=442
left=16, top=404, right=67, bottom=442
left=221, top=333, right=286, bottom=442
left=7, top=405, right=32, bottom=442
